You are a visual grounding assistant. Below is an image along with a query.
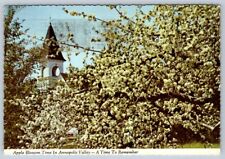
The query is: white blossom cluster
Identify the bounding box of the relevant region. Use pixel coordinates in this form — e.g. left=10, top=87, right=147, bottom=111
left=15, top=88, right=73, bottom=148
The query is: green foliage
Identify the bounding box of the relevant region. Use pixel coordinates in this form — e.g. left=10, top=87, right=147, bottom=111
left=4, top=6, right=43, bottom=148
left=180, top=142, right=220, bottom=148
left=12, top=5, right=220, bottom=149
left=4, top=7, right=43, bottom=98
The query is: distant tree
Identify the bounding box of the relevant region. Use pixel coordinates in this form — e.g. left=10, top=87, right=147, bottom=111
left=4, top=6, right=43, bottom=98
left=4, top=6, right=43, bottom=148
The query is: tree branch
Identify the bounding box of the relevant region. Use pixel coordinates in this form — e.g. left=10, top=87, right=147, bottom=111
left=60, top=41, right=103, bottom=53
left=24, top=32, right=104, bottom=54
left=114, top=7, right=136, bottom=24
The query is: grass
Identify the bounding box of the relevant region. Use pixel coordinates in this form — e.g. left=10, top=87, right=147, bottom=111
left=180, top=142, right=220, bottom=148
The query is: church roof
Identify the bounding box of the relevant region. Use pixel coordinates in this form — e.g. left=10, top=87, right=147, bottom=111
left=44, top=23, right=66, bottom=61
left=60, top=73, right=68, bottom=80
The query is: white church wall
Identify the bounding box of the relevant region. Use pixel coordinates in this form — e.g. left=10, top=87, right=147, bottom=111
left=42, top=67, right=49, bottom=77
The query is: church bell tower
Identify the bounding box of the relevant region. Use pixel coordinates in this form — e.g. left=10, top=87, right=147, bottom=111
left=37, top=22, right=66, bottom=90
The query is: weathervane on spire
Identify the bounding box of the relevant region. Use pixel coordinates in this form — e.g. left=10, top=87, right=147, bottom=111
left=49, top=16, right=52, bottom=24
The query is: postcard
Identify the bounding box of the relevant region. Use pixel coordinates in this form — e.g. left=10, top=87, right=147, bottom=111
left=3, top=3, right=220, bottom=156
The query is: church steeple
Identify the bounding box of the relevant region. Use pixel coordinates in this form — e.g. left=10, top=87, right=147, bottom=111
left=44, top=23, right=66, bottom=61
left=37, top=22, right=67, bottom=90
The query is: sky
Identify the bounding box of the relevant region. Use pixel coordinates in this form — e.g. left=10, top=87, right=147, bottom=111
left=7, top=5, right=154, bottom=76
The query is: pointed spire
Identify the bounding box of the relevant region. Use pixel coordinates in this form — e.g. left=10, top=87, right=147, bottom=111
left=44, top=22, right=66, bottom=61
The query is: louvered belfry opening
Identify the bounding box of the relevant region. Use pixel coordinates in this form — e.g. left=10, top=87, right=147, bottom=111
left=44, top=23, right=66, bottom=61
